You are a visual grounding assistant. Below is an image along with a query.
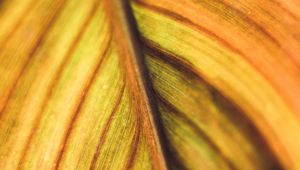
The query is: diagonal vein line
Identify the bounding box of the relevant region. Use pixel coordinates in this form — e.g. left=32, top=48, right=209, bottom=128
left=104, top=0, right=171, bottom=169
left=55, top=37, right=113, bottom=169
left=17, top=0, right=105, bottom=167
left=0, top=0, right=68, bottom=118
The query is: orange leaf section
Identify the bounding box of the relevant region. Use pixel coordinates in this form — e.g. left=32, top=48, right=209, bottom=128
left=132, top=0, right=300, bottom=169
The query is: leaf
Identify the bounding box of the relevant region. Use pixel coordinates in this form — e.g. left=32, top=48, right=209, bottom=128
left=131, top=0, right=300, bottom=169
left=0, top=0, right=167, bottom=169
left=0, top=0, right=300, bottom=170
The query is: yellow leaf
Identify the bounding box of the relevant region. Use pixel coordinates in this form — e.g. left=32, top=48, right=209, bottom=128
left=1, top=0, right=300, bottom=169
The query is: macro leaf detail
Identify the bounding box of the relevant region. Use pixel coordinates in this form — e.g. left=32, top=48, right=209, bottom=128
left=0, top=0, right=300, bottom=170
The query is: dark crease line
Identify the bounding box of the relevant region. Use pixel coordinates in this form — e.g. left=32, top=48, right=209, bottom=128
left=161, top=143, right=186, bottom=170
left=55, top=36, right=113, bottom=169
left=144, top=40, right=283, bottom=169
left=89, top=84, right=125, bottom=170
left=107, top=1, right=171, bottom=168
left=0, top=0, right=67, bottom=118
left=155, top=93, right=236, bottom=170
left=143, top=39, right=202, bottom=81
left=17, top=0, right=102, bottom=167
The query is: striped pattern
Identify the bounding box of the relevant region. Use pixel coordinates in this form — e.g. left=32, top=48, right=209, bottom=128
left=0, top=0, right=165, bottom=169
left=131, top=0, right=300, bottom=169
left=0, top=0, right=300, bottom=169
